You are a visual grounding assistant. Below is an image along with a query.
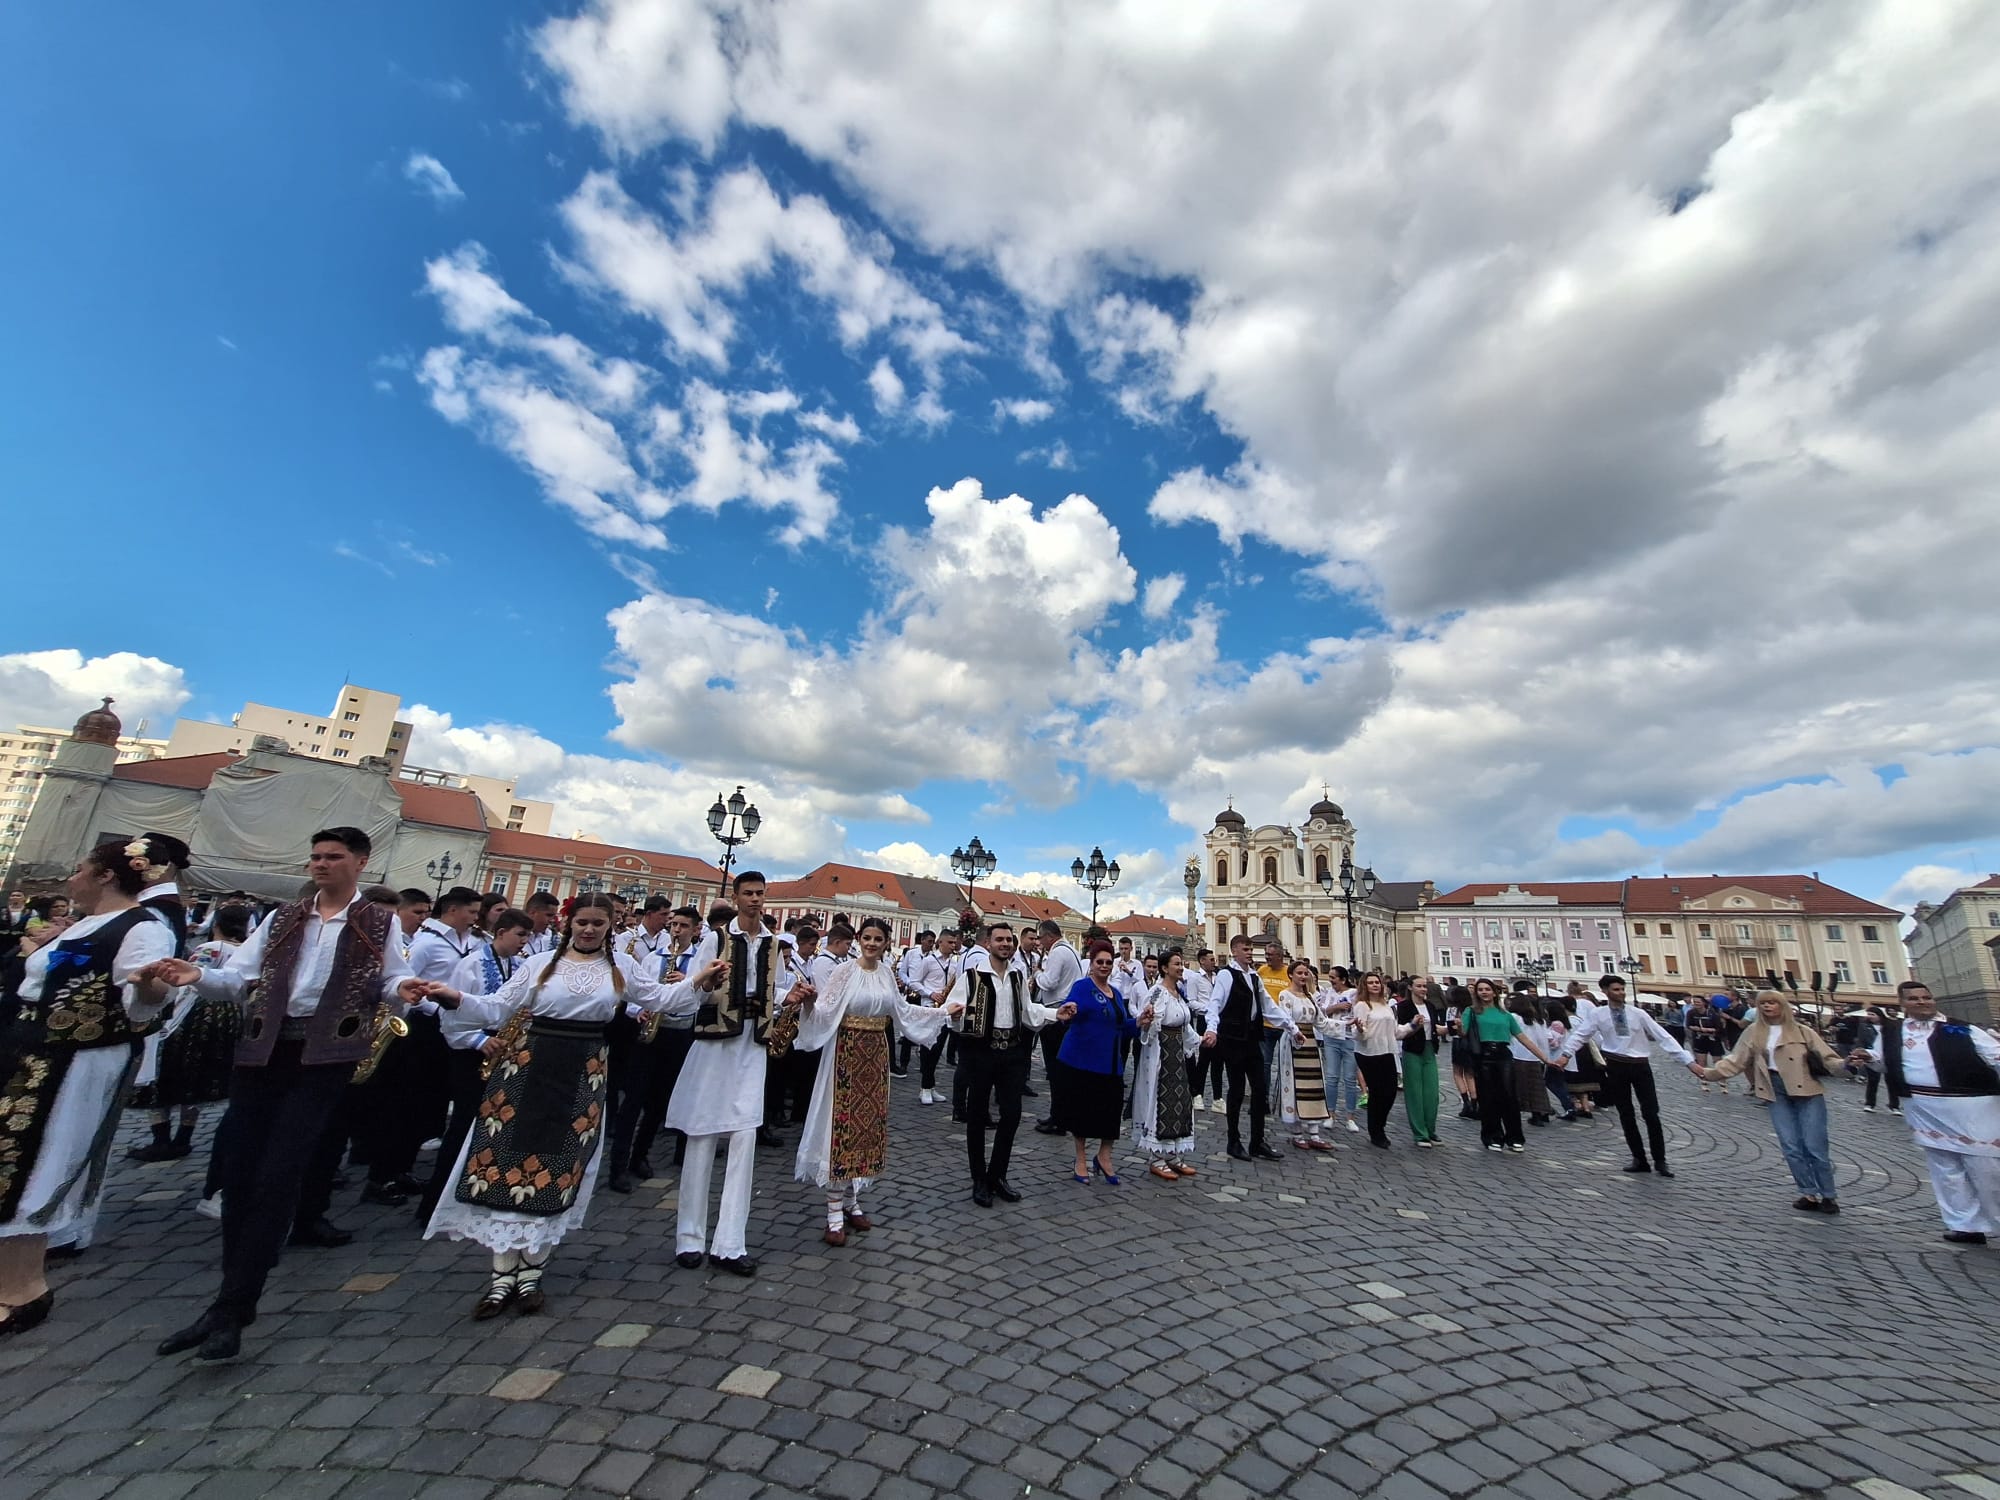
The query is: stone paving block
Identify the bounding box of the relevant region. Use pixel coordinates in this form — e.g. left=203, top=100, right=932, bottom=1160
left=488, top=1368, right=562, bottom=1402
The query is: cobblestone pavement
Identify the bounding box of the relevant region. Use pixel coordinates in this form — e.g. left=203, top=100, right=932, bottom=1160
left=4, top=1067, right=1998, bottom=1500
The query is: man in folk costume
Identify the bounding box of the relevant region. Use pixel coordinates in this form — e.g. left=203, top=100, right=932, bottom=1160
left=1205, top=933, right=1299, bottom=1162
left=778, top=916, right=952, bottom=1244
left=946, top=922, right=1060, bottom=1206
left=1853, top=979, right=2000, bottom=1245
left=657, top=872, right=811, bottom=1276
left=1032, top=919, right=1083, bottom=1134
left=138, top=827, right=443, bottom=1361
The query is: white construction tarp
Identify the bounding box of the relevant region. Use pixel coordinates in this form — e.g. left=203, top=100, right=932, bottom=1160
left=186, top=758, right=403, bottom=900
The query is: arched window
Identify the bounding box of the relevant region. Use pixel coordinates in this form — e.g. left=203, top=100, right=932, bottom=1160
left=1314, top=851, right=1329, bottom=882
left=1262, top=855, right=1279, bottom=887
left=1214, top=857, right=1229, bottom=888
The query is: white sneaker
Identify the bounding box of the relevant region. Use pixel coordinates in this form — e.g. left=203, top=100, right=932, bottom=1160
left=1862, top=1105, right=1876, bottom=1113
left=421, top=1137, right=444, bottom=1153
left=195, top=1193, right=223, bottom=1220
left=1210, top=1098, right=1226, bottom=1113
left=1345, top=1119, right=1360, bottom=1133
left=919, top=1089, right=936, bottom=1106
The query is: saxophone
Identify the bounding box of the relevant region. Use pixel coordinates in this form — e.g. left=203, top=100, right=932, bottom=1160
left=351, top=1011, right=408, bottom=1084
left=482, top=1005, right=532, bottom=1081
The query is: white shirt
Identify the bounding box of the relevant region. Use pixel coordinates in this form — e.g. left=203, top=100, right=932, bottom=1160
left=523, top=927, right=557, bottom=956
left=195, top=894, right=416, bottom=1017
left=408, top=918, right=477, bottom=986
left=1183, top=968, right=1213, bottom=1013
left=1557, top=1002, right=1693, bottom=1066
left=1204, top=962, right=1303, bottom=1043
left=1034, top=941, right=1084, bottom=1007
left=1891, top=1017, right=2000, bottom=1087
left=910, top=950, right=951, bottom=1004
left=1111, top=957, right=1145, bottom=1001
left=18, top=906, right=174, bottom=1014
left=945, top=953, right=1050, bottom=1033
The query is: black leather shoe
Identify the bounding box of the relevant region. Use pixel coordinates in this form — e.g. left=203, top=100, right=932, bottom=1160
left=1020, top=1084, right=1038, bottom=1097
left=989, top=1178, right=1021, bottom=1203
left=198, top=1316, right=241, bottom=1361
left=158, top=1309, right=222, bottom=1356
left=43, top=1243, right=84, bottom=1263
left=1034, top=1120, right=1065, bottom=1135
left=971, top=1182, right=993, bottom=1207
left=1942, top=1230, right=1988, bottom=1244
left=127, top=1137, right=192, bottom=1163
left=1226, top=1142, right=1251, bottom=1161
left=0, top=1289, right=53, bottom=1339
left=1251, top=1142, right=1284, bottom=1161
left=360, top=1181, right=410, bottom=1206
left=289, top=1218, right=353, bottom=1249
left=675, top=1250, right=705, bottom=1269
left=951, top=1110, right=966, bottom=1124
left=707, top=1253, right=757, bottom=1276
left=1368, top=1135, right=1390, bottom=1149
left=607, top=1172, right=634, bottom=1194
left=390, top=1174, right=423, bottom=1194
left=756, top=1126, right=784, bottom=1149
left=1622, top=1161, right=1653, bottom=1174
left=1653, top=1165, right=1676, bottom=1179
left=629, top=1155, right=655, bottom=1181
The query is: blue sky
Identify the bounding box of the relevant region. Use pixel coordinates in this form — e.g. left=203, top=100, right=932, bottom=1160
left=5, top=3, right=1996, bottom=921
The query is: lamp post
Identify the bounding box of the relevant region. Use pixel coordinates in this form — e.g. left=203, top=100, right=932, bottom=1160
left=1618, top=954, right=1643, bottom=995
left=426, top=850, right=462, bottom=897
left=617, top=880, right=648, bottom=910
left=705, top=786, right=761, bottom=896
left=949, top=836, right=997, bottom=933
left=576, top=873, right=606, bottom=899
left=1069, top=846, right=1120, bottom=927
left=1516, top=954, right=1556, bottom=996
left=1183, top=857, right=1202, bottom=948
left=1319, top=850, right=1376, bottom=970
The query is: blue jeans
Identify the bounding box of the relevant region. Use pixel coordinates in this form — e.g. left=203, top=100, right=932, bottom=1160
left=1767, top=1075, right=1837, bottom=1199
left=1320, top=1037, right=1359, bottom=1114
left=1259, top=1030, right=1280, bottom=1106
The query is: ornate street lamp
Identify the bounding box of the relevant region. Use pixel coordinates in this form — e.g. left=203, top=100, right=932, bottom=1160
left=1515, top=954, right=1556, bottom=995
left=577, top=873, right=606, bottom=898
left=1069, top=845, right=1120, bottom=926
left=426, top=849, right=462, bottom=897
left=706, top=785, right=761, bottom=896
left=1319, top=850, right=1376, bottom=969
left=1618, top=954, right=1644, bottom=992
left=949, top=836, right=997, bottom=932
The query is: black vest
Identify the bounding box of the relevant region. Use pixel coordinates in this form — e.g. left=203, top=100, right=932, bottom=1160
left=1881, top=1018, right=2000, bottom=1098
left=141, top=893, right=189, bottom=960
left=961, top=968, right=1032, bottom=1050
left=1216, top=967, right=1262, bottom=1045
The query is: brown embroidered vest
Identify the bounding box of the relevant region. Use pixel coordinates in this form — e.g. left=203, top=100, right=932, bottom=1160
left=691, top=927, right=780, bottom=1043
left=236, top=897, right=397, bottom=1067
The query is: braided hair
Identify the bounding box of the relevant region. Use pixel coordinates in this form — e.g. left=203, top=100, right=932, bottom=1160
left=535, top=891, right=625, bottom=997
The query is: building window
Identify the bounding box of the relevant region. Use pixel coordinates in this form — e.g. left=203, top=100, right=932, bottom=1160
left=1487, top=950, right=1502, bottom=970
left=1459, top=919, right=1473, bottom=938
left=1989, top=910, right=2000, bottom=927
left=1214, top=858, right=1228, bottom=889
left=534, top=877, right=553, bottom=894
left=1703, top=956, right=1719, bottom=975
left=1436, top=919, right=1449, bottom=937
left=1664, top=955, right=1679, bottom=974
left=1485, top=920, right=1502, bottom=940
left=1825, top=924, right=1844, bottom=941
left=342, top=711, right=361, bottom=722
left=1262, top=856, right=1279, bottom=886
left=337, top=729, right=355, bottom=741
left=1567, top=920, right=1583, bottom=940
left=1463, top=950, right=1476, bottom=968
left=1437, top=948, right=1451, bottom=967
left=1596, top=922, right=1612, bottom=941
left=1508, top=920, right=1525, bottom=940
left=1860, top=925, right=1880, bottom=943
left=1776, top=923, right=1794, bottom=939
left=1633, top=922, right=1647, bottom=936
left=1293, top=919, right=1305, bottom=947
left=1317, top=922, right=1331, bottom=948
left=313, top=725, right=326, bottom=736
left=488, top=874, right=509, bottom=895
left=1215, top=921, right=1227, bottom=946
left=510, top=805, right=527, bottom=820
left=1870, top=963, right=1889, bottom=985
left=1599, top=952, right=1615, bottom=972
left=1635, top=955, right=1651, bottom=973
left=506, top=821, right=522, bottom=832
left=1314, top=852, right=1329, bottom=882
left=1514, top=950, right=1529, bottom=968
left=331, top=748, right=349, bottom=759
left=1571, top=953, right=1588, bottom=973
left=1697, top=924, right=1713, bottom=939
left=1832, top=960, right=1852, bottom=982
left=1735, top=923, right=1753, bottom=942
left=1659, top=921, right=1673, bottom=935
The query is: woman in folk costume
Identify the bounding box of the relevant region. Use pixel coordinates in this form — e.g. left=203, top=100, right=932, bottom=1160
left=1132, top=949, right=1201, bottom=1182
left=422, top=894, right=712, bottom=1319
left=778, top=916, right=952, bottom=1245
left=1276, top=961, right=1332, bottom=1150
left=0, top=841, right=175, bottom=1336
left=132, top=882, right=248, bottom=1167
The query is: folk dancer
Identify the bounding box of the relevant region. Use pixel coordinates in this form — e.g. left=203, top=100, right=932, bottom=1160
left=658, top=872, right=811, bottom=1276
left=1132, top=950, right=1201, bottom=1180
left=1552, top=974, right=1694, bottom=1176
left=779, top=916, right=951, bottom=1242
left=416, top=909, right=534, bottom=1220
left=0, top=842, right=175, bottom=1337
left=946, top=922, right=1057, bottom=1205
left=1275, top=961, right=1331, bottom=1150
left=141, top=827, right=442, bottom=1361
left=1032, top=920, right=1083, bottom=1134
left=1852, top=979, right=2000, bottom=1244
left=423, top=894, right=705, bottom=1315
left=1204, top=934, right=1302, bottom=1161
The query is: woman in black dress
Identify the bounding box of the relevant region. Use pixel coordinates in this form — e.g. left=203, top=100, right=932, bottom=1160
left=1054, top=941, right=1137, bottom=1183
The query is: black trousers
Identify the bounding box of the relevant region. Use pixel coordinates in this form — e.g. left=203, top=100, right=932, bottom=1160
left=607, top=1014, right=653, bottom=1167
left=1602, top=1057, right=1668, bottom=1166
left=355, top=1012, right=445, bottom=1184
left=1358, top=1052, right=1400, bottom=1142
left=1474, top=1045, right=1522, bottom=1147
left=420, top=1048, right=487, bottom=1218
left=918, top=1035, right=947, bottom=1090
left=1864, top=1068, right=1898, bottom=1109
left=213, top=1044, right=354, bottom=1323
left=962, top=1046, right=1030, bottom=1186
left=634, top=1029, right=695, bottom=1165
left=1187, top=1014, right=1224, bottom=1098
left=1037, top=1020, right=1070, bottom=1125
left=1220, top=1039, right=1268, bottom=1148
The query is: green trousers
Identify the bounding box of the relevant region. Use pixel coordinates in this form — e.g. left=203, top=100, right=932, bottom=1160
left=1402, top=1051, right=1440, bottom=1141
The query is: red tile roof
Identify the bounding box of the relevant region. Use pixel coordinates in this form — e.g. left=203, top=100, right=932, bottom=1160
left=1104, top=913, right=1192, bottom=938
left=394, top=781, right=487, bottom=832
left=112, top=752, right=238, bottom=789
left=484, top=829, right=723, bottom=884
left=974, top=887, right=1084, bottom=925
left=765, top=863, right=915, bottom=908
left=1624, top=875, right=1899, bottom=917
left=1428, top=881, right=1626, bottom=906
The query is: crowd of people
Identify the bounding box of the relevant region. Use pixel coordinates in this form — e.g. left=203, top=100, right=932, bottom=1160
left=1, top=828, right=1995, bottom=1360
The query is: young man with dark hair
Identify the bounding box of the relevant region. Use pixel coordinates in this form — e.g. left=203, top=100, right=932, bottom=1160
left=948, top=922, right=1058, bottom=1205
left=522, top=889, right=560, bottom=955
left=1553, top=974, right=1697, bottom=1177
left=659, top=872, right=813, bottom=1275
left=630, top=905, right=703, bottom=1179
left=1033, top=919, right=1082, bottom=1133
left=138, top=828, right=443, bottom=1361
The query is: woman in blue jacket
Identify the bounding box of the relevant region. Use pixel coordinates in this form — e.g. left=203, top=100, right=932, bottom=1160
left=1055, top=940, right=1138, bottom=1183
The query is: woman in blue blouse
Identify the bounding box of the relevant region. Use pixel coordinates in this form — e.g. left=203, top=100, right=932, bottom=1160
left=1055, top=940, right=1138, bottom=1183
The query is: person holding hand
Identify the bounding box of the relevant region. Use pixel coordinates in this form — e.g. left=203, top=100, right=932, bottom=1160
left=1697, top=990, right=1846, bottom=1214
left=1055, top=941, right=1138, bottom=1183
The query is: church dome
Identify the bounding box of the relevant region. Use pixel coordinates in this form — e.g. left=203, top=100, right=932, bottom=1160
left=1213, top=806, right=1246, bottom=830
left=72, top=697, right=121, bottom=746
left=1309, top=796, right=1343, bottom=821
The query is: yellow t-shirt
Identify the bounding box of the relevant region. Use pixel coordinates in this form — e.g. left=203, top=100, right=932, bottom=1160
left=1257, top=963, right=1290, bottom=1026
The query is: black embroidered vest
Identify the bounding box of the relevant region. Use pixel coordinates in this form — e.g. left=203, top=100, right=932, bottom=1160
left=1881, top=1018, right=2000, bottom=1097
left=692, top=928, right=779, bottom=1043
left=961, top=968, right=1032, bottom=1050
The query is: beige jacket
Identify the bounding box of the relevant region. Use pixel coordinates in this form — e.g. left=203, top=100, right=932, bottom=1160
left=1705, top=1021, right=1845, bottom=1100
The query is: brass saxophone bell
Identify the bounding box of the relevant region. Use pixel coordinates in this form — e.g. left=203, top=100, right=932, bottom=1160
left=351, top=1012, right=409, bottom=1084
